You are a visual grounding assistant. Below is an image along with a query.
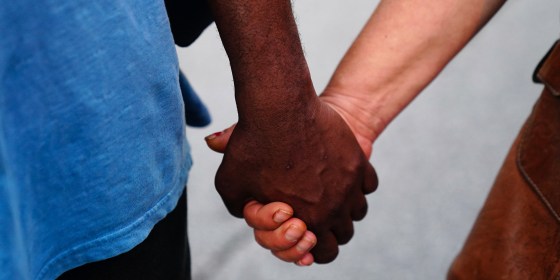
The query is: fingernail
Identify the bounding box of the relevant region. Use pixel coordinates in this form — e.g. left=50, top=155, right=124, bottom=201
left=285, top=225, right=302, bottom=243
left=296, top=232, right=316, bottom=253
left=205, top=131, right=222, bottom=141
left=273, top=209, right=292, bottom=223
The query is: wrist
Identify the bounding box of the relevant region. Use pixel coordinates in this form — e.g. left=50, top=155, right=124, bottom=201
left=231, top=87, right=321, bottom=143
left=320, top=86, right=388, bottom=158
left=235, top=68, right=319, bottom=128
left=322, top=63, right=427, bottom=154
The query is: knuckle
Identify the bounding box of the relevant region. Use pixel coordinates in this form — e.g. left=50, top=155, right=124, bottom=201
left=304, top=214, right=328, bottom=232
left=254, top=232, right=269, bottom=249
left=335, top=226, right=354, bottom=245
left=271, top=251, right=295, bottom=263
left=352, top=201, right=368, bottom=221
left=255, top=232, right=288, bottom=251
left=349, top=157, right=362, bottom=170
left=312, top=245, right=339, bottom=264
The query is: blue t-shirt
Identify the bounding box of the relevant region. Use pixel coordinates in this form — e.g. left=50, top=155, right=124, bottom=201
left=0, top=0, right=207, bottom=279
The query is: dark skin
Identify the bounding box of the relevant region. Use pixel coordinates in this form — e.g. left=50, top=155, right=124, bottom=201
left=207, top=0, right=378, bottom=263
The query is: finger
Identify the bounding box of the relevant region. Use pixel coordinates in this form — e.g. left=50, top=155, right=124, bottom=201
left=362, top=161, right=378, bottom=194
left=271, top=231, right=317, bottom=263
left=243, top=200, right=294, bottom=230
left=254, top=218, right=307, bottom=251
left=350, top=193, right=368, bottom=221
left=311, top=232, right=339, bottom=264
left=295, top=252, right=315, bottom=266
left=205, top=123, right=237, bottom=153
left=331, top=218, right=354, bottom=245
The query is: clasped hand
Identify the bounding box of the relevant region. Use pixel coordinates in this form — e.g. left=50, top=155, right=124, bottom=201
left=209, top=96, right=377, bottom=263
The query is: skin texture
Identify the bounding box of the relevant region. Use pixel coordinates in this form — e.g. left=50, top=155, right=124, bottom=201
left=206, top=0, right=378, bottom=263
left=207, top=0, right=506, bottom=265
left=243, top=201, right=317, bottom=265
left=321, top=0, right=507, bottom=154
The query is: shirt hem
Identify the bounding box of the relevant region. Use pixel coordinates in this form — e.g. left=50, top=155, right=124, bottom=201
left=35, top=160, right=191, bottom=280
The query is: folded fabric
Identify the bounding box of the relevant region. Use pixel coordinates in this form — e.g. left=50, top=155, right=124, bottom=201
left=180, top=71, right=212, bottom=127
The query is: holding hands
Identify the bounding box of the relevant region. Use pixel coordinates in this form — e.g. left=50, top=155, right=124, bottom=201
left=205, top=0, right=506, bottom=268
left=206, top=95, right=377, bottom=264
left=243, top=200, right=317, bottom=266
left=209, top=96, right=377, bottom=263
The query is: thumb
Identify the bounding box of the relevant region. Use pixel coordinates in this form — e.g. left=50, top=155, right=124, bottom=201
left=204, top=123, right=236, bottom=153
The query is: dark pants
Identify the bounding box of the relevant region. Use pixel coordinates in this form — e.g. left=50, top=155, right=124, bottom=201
left=448, top=41, right=560, bottom=279
left=58, top=190, right=191, bottom=280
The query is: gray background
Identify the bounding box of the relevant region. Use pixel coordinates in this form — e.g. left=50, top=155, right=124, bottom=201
left=178, top=1, right=560, bottom=279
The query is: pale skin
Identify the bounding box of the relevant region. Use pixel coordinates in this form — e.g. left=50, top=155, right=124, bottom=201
left=206, top=0, right=508, bottom=265
left=242, top=200, right=317, bottom=266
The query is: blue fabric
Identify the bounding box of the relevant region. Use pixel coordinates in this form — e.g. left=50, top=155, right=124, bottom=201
left=0, top=0, right=198, bottom=279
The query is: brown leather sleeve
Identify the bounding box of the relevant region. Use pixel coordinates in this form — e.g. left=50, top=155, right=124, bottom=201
left=519, top=40, right=560, bottom=224
left=534, top=40, right=560, bottom=96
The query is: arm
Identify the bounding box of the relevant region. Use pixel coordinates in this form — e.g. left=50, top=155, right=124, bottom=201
left=206, top=0, right=315, bottom=121
left=206, top=0, right=506, bottom=265
left=321, top=0, right=507, bottom=157
left=206, top=0, right=378, bottom=263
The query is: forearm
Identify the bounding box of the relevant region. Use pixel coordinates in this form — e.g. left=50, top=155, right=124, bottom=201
left=322, top=0, right=506, bottom=145
left=207, top=1, right=379, bottom=263
left=207, top=0, right=315, bottom=127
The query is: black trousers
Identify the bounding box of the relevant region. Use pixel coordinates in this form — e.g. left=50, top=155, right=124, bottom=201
left=58, top=190, right=190, bottom=280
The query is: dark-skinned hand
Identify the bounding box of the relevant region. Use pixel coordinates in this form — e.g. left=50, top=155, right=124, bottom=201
left=208, top=96, right=377, bottom=263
